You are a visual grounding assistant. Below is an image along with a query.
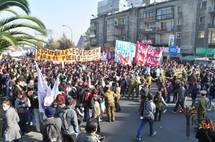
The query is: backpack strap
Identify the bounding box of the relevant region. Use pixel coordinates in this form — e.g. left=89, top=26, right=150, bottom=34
left=62, top=108, right=70, bottom=130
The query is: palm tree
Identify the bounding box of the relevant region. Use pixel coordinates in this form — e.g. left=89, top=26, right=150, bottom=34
left=0, top=0, right=47, bottom=52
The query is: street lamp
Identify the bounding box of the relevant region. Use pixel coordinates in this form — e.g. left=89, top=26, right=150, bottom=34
left=62, top=25, right=73, bottom=42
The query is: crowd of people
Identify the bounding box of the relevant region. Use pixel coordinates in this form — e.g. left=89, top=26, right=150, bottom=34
left=0, top=56, right=215, bottom=142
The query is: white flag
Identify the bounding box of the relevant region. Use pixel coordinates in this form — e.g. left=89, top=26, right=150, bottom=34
left=44, top=74, right=60, bottom=106
left=35, top=62, right=51, bottom=113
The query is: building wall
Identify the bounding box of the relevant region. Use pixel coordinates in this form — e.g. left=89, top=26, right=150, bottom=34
left=97, top=0, right=128, bottom=16
left=195, top=0, right=215, bottom=50
left=91, top=0, right=213, bottom=55
left=127, top=0, right=143, bottom=7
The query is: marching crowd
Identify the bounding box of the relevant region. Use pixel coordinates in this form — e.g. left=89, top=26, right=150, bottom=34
left=0, top=56, right=215, bottom=142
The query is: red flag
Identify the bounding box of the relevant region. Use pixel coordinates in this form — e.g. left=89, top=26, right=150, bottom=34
left=135, top=41, right=149, bottom=65
left=145, top=47, right=163, bottom=67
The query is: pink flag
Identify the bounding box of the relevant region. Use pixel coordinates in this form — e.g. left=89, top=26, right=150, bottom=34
left=135, top=41, right=149, bottom=65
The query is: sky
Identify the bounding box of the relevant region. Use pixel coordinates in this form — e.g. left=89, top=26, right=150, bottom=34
left=29, top=0, right=98, bottom=44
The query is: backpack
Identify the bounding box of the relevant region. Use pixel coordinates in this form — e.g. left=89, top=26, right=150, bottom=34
left=58, top=108, right=70, bottom=133
left=45, top=123, right=61, bottom=142
left=143, top=101, right=154, bottom=120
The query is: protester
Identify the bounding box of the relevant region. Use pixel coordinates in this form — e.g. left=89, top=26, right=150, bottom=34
left=91, top=95, right=101, bottom=133
left=196, top=119, right=215, bottom=142
left=136, top=94, right=157, bottom=142
left=14, top=92, right=31, bottom=134
left=2, top=99, right=21, bottom=142
left=42, top=106, right=63, bottom=142
left=196, top=90, right=209, bottom=125
left=173, top=81, right=186, bottom=113
left=103, top=85, right=116, bottom=122
left=76, top=121, right=102, bottom=142
left=0, top=56, right=215, bottom=142
left=114, top=82, right=121, bottom=112
left=60, top=96, right=80, bottom=142
left=154, top=91, right=167, bottom=121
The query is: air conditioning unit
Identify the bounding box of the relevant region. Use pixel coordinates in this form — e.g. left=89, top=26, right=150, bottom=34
left=114, top=19, right=118, bottom=26
left=209, top=7, right=215, bottom=12
left=176, top=32, right=181, bottom=39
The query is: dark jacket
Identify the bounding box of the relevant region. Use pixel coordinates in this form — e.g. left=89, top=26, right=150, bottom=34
left=196, top=129, right=215, bottom=142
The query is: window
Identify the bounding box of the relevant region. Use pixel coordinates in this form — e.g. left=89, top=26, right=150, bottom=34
left=198, top=31, right=205, bottom=38
left=210, top=31, right=215, bottom=44
left=118, top=18, right=125, bottom=25
left=213, top=16, right=215, bottom=26
left=114, top=19, right=118, bottom=25
left=178, top=6, right=182, bottom=14
left=199, top=16, right=205, bottom=24
left=156, top=7, right=174, bottom=20
left=143, top=11, right=156, bottom=19
left=176, top=32, right=181, bottom=39
left=177, top=18, right=182, bottom=25
left=161, top=22, right=167, bottom=30
left=200, top=1, right=207, bottom=9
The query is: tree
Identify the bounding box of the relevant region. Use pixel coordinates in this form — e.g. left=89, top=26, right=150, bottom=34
left=45, top=34, right=75, bottom=50
left=0, top=0, right=47, bottom=52
left=84, top=28, right=91, bottom=49
left=58, top=33, right=75, bottom=49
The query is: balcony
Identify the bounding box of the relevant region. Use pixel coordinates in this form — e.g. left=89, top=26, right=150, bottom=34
left=209, top=7, right=215, bottom=15
left=208, top=23, right=215, bottom=28
left=156, top=27, right=174, bottom=33
left=114, top=23, right=126, bottom=29
left=139, top=27, right=156, bottom=33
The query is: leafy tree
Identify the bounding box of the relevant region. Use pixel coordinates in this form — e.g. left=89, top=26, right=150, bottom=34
left=45, top=34, right=75, bottom=50
left=0, top=0, right=47, bottom=52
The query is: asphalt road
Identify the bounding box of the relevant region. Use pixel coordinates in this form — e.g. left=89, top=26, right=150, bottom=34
left=21, top=82, right=215, bottom=142
left=21, top=99, right=215, bottom=142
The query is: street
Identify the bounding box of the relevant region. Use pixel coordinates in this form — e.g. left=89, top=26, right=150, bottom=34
left=21, top=99, right=215, bottom=142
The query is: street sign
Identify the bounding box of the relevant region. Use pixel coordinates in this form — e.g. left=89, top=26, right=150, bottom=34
left=169, top=45, right=178, bottom=57
left=169, top=35, right=175, bottom=46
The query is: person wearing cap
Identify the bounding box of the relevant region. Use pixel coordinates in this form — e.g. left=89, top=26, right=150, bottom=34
left=42, top=106, right=63, bottom=142
left=103, top=85, right=116, bottom=122
left=197, top=90, right=209, bottom=125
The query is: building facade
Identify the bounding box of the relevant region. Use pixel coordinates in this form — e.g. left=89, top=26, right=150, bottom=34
left=97, top=0, right=128, bottom=16
left=127, top=0, right=144, bottom=7
left=91, top=0, right=215, bottom=55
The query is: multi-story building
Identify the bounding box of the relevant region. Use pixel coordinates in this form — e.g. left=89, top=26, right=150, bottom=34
left=91, top=0, right=215, bottom=55
left=97, top=0, right=128, bottom=16
left=195, top=0, right=215, bottom=56
left=127, top=0, right=144, bottom=7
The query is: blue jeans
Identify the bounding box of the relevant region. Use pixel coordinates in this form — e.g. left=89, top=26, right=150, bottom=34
left=84, top=107, right=90, bottom=122
left=136, top=118, right=154, bottom=139
left=208, top=96, right=214, bottom=109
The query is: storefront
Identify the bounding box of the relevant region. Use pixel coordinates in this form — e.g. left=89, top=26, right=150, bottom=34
left=196, top=48, right=215, bottom=57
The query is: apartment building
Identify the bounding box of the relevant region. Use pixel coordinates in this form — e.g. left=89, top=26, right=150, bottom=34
left=91, top=0, right=215, bottom=55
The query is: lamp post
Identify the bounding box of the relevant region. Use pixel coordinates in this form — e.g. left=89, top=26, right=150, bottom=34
left=62, top=25, right=73, bottom=42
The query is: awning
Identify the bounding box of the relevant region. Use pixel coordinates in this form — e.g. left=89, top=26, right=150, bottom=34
left=196, top=48, right=215, bottom=57
left=181, top=55, right=196, bottom=61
